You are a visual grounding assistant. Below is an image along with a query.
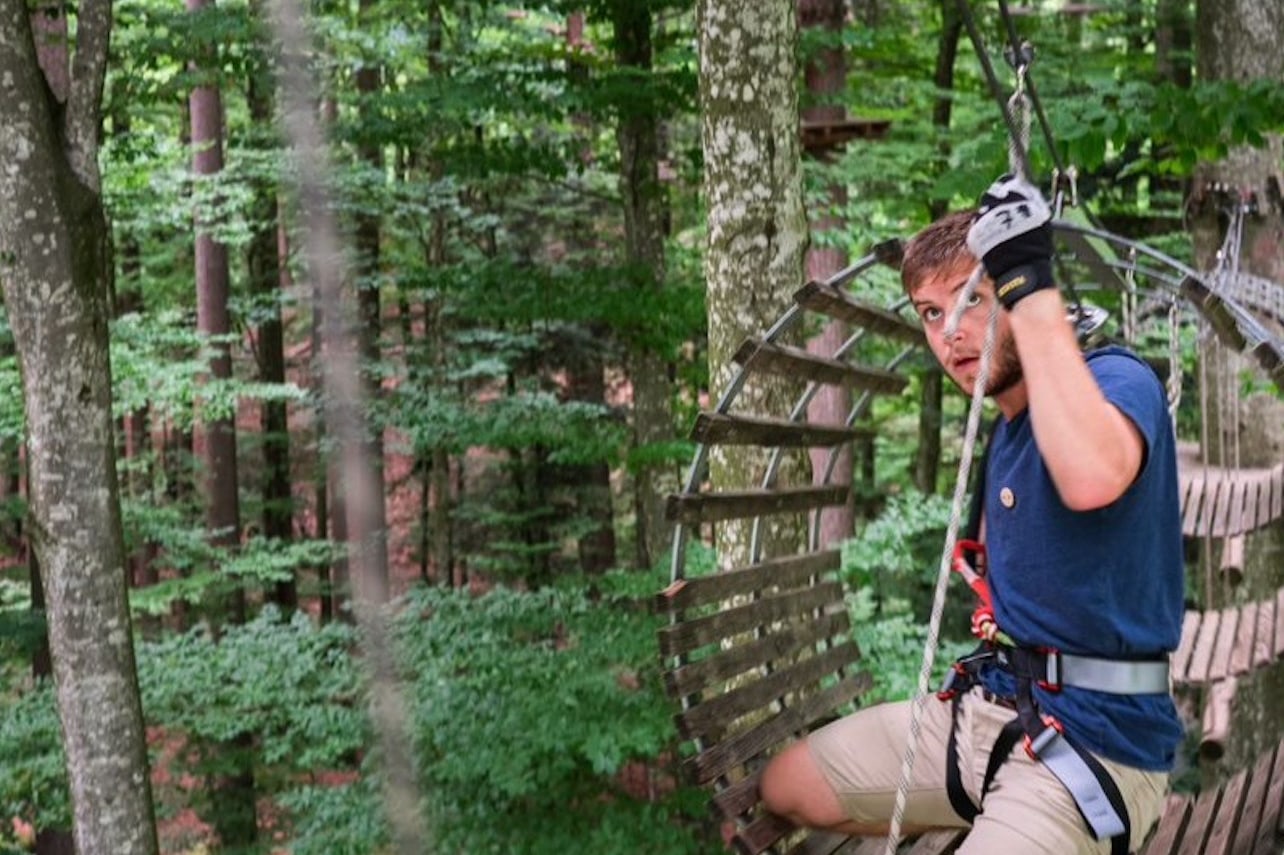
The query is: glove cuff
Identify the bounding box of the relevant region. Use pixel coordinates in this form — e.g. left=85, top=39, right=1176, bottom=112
left=993, top=259, right=1055, bottom=309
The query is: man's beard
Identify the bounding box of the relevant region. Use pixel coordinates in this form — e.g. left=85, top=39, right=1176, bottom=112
left=982, top=337, right=1023, bottom=397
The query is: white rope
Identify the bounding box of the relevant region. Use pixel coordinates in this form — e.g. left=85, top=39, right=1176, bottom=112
left=1166, top=297, right=1182, bottom=433
left=884, top=264, right=998, bottom=854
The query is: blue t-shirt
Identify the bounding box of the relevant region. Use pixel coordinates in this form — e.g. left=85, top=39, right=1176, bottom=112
left=978, top=346, right=1185, bottom=771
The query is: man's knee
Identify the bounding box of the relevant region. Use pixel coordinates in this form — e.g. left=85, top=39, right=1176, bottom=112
left=760, top=740, right=843, bottom=826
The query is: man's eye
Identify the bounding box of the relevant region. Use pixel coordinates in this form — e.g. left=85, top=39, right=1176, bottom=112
left=922, top=307, right=942, bottom=322
left=966, top=293, right=982, bottom=307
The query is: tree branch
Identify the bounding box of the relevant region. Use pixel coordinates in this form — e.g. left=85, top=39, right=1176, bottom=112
left=66, top=0, right=112, bottom=190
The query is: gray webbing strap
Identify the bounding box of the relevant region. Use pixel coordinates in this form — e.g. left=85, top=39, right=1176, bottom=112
left=1060, top=655, right=1170, bottom=695
left=1033, top=732, right=1127, bottom=841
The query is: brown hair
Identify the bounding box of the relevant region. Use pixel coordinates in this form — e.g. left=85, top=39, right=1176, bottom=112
left=900, top=209, right=976, bottom=294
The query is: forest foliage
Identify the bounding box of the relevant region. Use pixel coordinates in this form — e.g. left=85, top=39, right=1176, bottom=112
left=0, top=0, right=1278, bottom=851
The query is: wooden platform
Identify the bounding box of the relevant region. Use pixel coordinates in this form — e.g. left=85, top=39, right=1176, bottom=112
left=1141, top=737, right=1284, bottom=855
left=1170, top=586, right=1284, bottom=688
left=1177, top=446, right=1284, bottom=539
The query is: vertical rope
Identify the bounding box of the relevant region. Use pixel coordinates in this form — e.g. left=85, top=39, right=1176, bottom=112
left=884, top=264, right=997, bottom=854
left=1166, top=297, right=1181, bottom=433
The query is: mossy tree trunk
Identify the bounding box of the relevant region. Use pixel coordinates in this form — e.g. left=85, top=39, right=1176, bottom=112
left=698, top=1, right=809, bottom=569
left=0, top=3, right=160, bottom=852
left=1189, top=0, right=1284, bottom=781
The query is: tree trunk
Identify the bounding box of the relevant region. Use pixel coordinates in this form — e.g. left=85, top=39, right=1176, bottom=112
left=1189, top=0, right=1284, bottom=780
left=611, top=0, right=674, bottom=570
left=914, top=0, right=961, bottom=495
left=187, top=0, right=255, bottom=843
left=699, top=1, right=809, bottom=569
left=0, top=3, right=159, bottom=851
left=247, top=0, right=296, bottom=611
left=799, top=0, right=854, bottom=547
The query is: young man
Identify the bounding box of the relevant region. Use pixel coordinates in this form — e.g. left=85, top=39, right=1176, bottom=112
left=759, top=176, right=1184, bottom=854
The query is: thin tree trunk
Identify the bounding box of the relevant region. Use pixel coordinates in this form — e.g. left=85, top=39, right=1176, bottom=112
left=699, top=1, right=809, bottom=569
left=247, top=0, right=296, bottom=611
left=800, top=0, right=854, bottom=546
left=0, top=3, right=159, bottom=851
left=612, top=0, right=675, bottom=570
left=187, top=0, right=255, bottom=842
left=1189, top=0, right=1284, bottom=781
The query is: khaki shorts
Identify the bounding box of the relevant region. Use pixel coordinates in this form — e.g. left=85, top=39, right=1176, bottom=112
left=807, top=687, right=1168, bottom=854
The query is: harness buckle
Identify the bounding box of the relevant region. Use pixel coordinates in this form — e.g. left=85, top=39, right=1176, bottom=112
left=1038, top=647, right=1062, bottom=692
left=1023, top=714, right=1064, bottom=760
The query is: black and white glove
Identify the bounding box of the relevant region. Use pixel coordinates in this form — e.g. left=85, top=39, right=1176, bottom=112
left=966, top=174, right=1054, bottom=310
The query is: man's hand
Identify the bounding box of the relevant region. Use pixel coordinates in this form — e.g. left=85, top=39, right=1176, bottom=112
left=966, top=174, right=1055, bottom=310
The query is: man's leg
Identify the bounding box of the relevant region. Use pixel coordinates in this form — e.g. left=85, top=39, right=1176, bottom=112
left=956, top=709, right=1170, bottom=855
left=760, top=695, right=968, bottom=835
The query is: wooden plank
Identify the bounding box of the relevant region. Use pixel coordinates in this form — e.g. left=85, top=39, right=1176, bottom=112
left=685, top=672, right=871, bottom=785
left=1212, top=475, right=1239, bottom=537
left=1274, top=464, right=1284, bottom=521
left=712, top=771, right=761, bottom=819
left=1230, top=744, right=1277, bottom=855
left=692, top=411, right=871, bottom=448
left=665, top=611, right=853, bottom=699
left=1276, top=587, right=1284, bottom=660
left=656, top=549, right=842, bottom=613
left=1229, top=601, right=1259, bottom=676
left=1219, top=534, right=1245, bottom=584
left=1181, top=468, right=1208, bottom=537
left=1200, top=477, right=1227, bottom=538
left=666, top=485, right=850, bottom=524
left=1184, top=609, right=1222, bottom=685
left=1175, top=784, right=1223, bottom=855
left=735, top=810, right=795, bottom=855
left=1225, top=476, right=1248, bottom=537
left=1239, top=477, right=1262, bottom=532
left=1253, top=596, right=1276, bottom=669
left=1253, top=739, right=1284, bottom=854
left=658, top=581, right=846, bottom=657
left=793, top=281, right=922, bottom=344
left=1201, top=767, right=1250, bottom=855
left=1171, top=610, right=1202, bottom=684
left=734, top=339, right=909, bottom=395
left=675, top=641, right=862, bottom=739
left=1208, top=607, right=1241, bottom=683
left=1143, top=793, right=1191, bottom=855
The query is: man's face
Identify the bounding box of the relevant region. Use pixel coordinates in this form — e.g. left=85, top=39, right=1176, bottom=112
left=909, top=258, right=1023, bottom=400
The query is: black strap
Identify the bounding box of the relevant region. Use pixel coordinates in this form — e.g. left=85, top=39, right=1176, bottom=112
left=945, top=692, right=980, bottom=823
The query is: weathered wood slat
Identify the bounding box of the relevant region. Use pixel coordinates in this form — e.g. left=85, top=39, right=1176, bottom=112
left=1208, top=607, right=1240, bottom=683
left=1229, top=601, right=1258, bottom=676
left=657, top=549, right=842, bottom=613
left=693, top=411, right=872, bottom=448
left=1276, top=587, right=1284, bottom=660
left=1185, top=610, right=1222, bottom=685
left=1175, top=784, right=1223, bottom=855
left=1181, top=469, right=1207, bottom=536
left=1144, top=793, right=1192, bottom=855
left=666, top=485, right=850, bottom=524
left=1229, top=744, right=1276, bottom=855
left=675, top=641, right=862, bottom=739
left=684, top=672, right=871, bottom=785
left=733, top=808, right=795, bottom=854
left=793, top=281, right=922, bottom=344
left=734, top=339, right=909, bottom=395
left=1254, top=741, right=1284, bottom=854
left=1172, top=610, right=1201, bottom=683
left=657, top=581, right=846, bottom=657
left=1200, top=768, right=1249, bottom=855
left=1253, top=597, right=1276, bottom=669
left=665, top=610, right=852, bottom=699
left=780, top=827, right=851, bottom=855
left=712, top=773, right=762, bottom=821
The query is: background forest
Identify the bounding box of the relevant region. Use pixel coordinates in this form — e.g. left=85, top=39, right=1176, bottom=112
left=0, top=0, right=1280, bottom=853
